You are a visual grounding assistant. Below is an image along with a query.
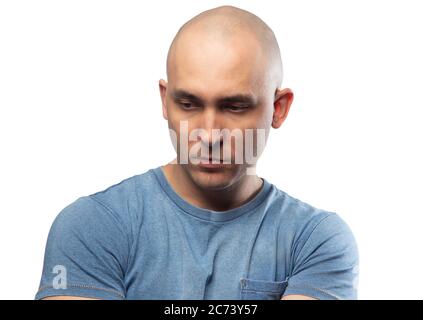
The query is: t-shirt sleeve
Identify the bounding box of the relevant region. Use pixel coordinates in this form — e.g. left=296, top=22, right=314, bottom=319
left=35, top=196, right=131, bottom=300
left=283, top=213, right=359, bottom=300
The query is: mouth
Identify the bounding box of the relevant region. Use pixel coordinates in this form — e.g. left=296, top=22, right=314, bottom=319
left=192, top=157, right=230, bottom=169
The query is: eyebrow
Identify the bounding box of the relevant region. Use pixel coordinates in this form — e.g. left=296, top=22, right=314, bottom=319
left=170, top=89, right=257, bottom=106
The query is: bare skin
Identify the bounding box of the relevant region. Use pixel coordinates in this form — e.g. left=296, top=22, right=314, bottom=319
left=43, top=5, right=311, bottom=300
left=159, top=5, right=293, bottom=212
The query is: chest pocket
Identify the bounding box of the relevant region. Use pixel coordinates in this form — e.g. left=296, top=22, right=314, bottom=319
left=240, top=278, right=288, bottom=300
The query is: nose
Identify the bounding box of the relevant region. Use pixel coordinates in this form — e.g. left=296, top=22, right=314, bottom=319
left=199, top=107, right=223, bottom=146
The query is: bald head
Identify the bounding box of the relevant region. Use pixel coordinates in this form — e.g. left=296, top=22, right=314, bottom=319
left=166, top=5, right=283, bottom=89
left=159, top=6, right=294, bottom=191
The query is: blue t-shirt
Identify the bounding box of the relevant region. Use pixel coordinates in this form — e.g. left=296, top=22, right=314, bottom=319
left=35, top=166, right=359, bottom=300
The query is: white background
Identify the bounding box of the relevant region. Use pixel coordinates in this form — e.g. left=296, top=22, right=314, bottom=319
left=1, top=0, right=422, bottom=300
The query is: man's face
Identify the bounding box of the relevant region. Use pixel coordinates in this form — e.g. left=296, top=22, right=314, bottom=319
left=160, top=30, right=276, bottom=191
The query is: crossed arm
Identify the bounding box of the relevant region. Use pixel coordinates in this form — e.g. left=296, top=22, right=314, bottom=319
left=42, top=294, right=316, bottom=300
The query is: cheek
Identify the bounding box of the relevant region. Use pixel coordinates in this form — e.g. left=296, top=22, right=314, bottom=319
left=166, top=106, right=184, bottom=130
left=167, top=116, right=176, bottom=131
left=255, top=104, right=274, bottom=131
left=242, top=108, right=272, bottom=148
left=241, top=108, right=272, bottom=131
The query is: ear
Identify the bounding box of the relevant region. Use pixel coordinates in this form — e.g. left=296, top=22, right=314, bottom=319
left=272, top=88, right=294, bottom=129
left=159, top=79, right=168, bottom=120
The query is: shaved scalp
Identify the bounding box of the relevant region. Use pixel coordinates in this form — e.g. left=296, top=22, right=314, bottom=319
left=166, top=5, right=283, bottom=89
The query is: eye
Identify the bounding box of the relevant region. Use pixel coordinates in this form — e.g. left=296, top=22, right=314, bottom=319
left=178, top=102, right=197, bottom=110
left=225, top=105, right=248, bottom=112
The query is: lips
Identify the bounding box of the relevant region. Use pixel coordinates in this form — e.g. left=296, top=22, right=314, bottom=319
left=199, top=158, right=223, bottom=163
left=194, top=157, right=232, bottom=164
left=191, top=157, right=230, bottom=169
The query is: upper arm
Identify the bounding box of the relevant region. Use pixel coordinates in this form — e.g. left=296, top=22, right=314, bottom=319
left=35, top=196, right=130, bottom=300
left=283, top=213, right=359, bottom=300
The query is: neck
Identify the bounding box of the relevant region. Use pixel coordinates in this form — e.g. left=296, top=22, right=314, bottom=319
left=162, top=161, right=263, bottom=212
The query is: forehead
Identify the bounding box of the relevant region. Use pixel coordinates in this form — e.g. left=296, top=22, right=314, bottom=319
left=169, top=31, right=268, bottom=97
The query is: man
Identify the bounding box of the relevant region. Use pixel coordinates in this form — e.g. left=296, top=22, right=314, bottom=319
left=35, top=5, right=359, bottom=300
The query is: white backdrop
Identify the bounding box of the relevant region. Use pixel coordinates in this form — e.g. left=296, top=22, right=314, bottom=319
left=1, top=0, right=422, bottom=300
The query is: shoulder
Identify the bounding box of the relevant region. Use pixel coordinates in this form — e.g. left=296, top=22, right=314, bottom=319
left=269, top=187, right=335, bottom=233
left=269, top=186, right=357, bottom=257
left=89, top=171, right=146, bottom=215
left=89, top=168, right=157, bottom=221
left=52, top=168, right=156, bottom=242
